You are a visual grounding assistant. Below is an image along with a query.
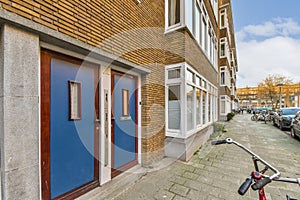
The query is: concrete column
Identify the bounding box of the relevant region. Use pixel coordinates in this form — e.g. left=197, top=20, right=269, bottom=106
left=0, top=24, right=40, bottom=200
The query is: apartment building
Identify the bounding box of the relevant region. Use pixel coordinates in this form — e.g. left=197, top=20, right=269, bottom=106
left=237, top=83, right=300, bottom=108
left=0, top=0, right=221, bottom=199
left=218, top=0, right=238, bottom=120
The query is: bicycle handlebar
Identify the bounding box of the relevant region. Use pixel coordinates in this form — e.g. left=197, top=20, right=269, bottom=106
left=211, top=138, right=300, bottom=184
left=211, top=137, right=280, bottom=180
left=211, top=139, right=227, bottom=145
left=212, top=138, right=300, bottom=198
left=251, top=177, right=272, bottom=190
left=238, top=177, right=252, bottom=195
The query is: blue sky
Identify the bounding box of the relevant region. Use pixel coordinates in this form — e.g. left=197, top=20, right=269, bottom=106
left=232, top=0, right=300, bottom=88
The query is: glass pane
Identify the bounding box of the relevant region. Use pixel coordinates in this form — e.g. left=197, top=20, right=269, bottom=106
left=122, top=89, right=129, bottom=116
left=168, top=68, right=181, bottom=79
left=187, top=70, right=194, bottom=83
left=196, top=76, right=201, bottom=86
left=221, top=101, right=225, bottom=113
left=168, top=85, right=181, bottom=130
left=202, top=80, right=206, bottom=88
left=69, top=81, right=82, bottom=120
left=196, top=88, right=201, bottom=125
left=195, top=4, right=200, bottom=42
left=221, top=43, right=225, bottom=56
left=168, top=0, right=181, bottom=26
left=187, top=85, right=194, bottom=131
left=221, top=14, right=225, bottom=27
left=202, top=91, right=206, bottom=124
left=208, top=94, right=211, bottom=122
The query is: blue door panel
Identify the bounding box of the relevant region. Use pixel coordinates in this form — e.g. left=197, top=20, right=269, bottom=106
left=50, top=59, right=95, bottom=198
left=113, top=75, right=136, bottom=169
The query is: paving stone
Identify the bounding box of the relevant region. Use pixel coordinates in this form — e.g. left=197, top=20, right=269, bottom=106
left=89, top=115, right=300, bottom=200
left=168, top=176, right=189, bottom=185
left=184, top=179, right=206, bottom=191
left=169, top=184, right=190, bottom=197
left=154, top=190, right=175, bottom=200
left=172, top=195, right=190, bottom=200
left=182, top=171, right=199, bottom=180
left=185, top=189, right=208, bottom=200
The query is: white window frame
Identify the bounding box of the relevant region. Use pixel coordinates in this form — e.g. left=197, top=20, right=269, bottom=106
left=166, top=62, right=218, bottom=139
left=165, top=0, right=185, bottom=33
left=220, top=9, right=227, bottom=29
left=220, top=38, right=226, bottom=58
left=220, top=95, right=231, bottom=115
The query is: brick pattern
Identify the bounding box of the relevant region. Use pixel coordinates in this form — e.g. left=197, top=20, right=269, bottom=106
left=0, top=0, right=165, bottom=64
left=0, top=0, right=220, bottom=165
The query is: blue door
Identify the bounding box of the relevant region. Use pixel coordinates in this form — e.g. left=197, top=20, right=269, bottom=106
left=49, top=56, right=99, bottom=199
left=112, top=71, right=137, bottom=177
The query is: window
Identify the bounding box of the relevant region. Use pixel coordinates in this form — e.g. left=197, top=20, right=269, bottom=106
left=168, top=0, right=181, bottom=27
left=187, top=85, right=194, bottom=131
left=208, top=25, right=212, bottom=58
left=202, top=91, right=207, bottom=124
left=168, top=85, right=181, bottom=130
left=196, top=76, right=201, bottom=86
left=194, top=2, right=201, bottom=42
left=220, top=70, right=225, bottom=85
left=202, top=18, right=207, bottom=51
left=208, top=94, right=211, bottom=122
left=187, top=70, right=194, bottom=83
left=221, top=100, right=225, bottom=113
left=196, top=88, right=201, bottom=125
left=220, top=9, right=226, bottom=28
left=122, top=89, right=129, bottom=116
left=166, top=63, right=218, bottom=138
left=168, top=68, right=181, bottom=79
left=69, top=81, right=82, bottom=120
left=220, top=38, right=226, bottom=57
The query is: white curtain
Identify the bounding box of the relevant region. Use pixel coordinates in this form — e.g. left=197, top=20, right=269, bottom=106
left=169, top=0, right=177, bottom=25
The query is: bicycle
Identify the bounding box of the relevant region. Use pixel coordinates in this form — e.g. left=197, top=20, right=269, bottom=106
left=211, top=138, right=300, bottom=200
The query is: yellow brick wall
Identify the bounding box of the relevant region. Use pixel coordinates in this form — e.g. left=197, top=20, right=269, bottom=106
left=0, top=0, right=219, bottom=165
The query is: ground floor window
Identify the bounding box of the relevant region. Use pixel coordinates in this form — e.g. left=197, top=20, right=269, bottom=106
left=220, top=95, right=231, bottom=115
left=168, top=85, right=181, bottom=130
left=166, top=63, right=218, bottom=138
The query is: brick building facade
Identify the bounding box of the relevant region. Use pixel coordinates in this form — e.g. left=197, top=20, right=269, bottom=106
left=0, top=0, right=235, bottom=199
left=218, top=0, right=238, bottom=120
left=237, top=83, right=300, bottom=108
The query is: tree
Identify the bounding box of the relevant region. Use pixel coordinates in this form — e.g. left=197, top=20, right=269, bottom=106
left=257, top=74, right=293, bottom=108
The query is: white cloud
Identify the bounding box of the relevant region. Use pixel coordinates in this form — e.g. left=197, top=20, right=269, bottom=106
left=236, top=18, right=300, bottom=88
left=237, top=18, right=300, bottom=40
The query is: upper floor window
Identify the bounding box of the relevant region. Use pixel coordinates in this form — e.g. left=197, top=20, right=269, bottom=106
left=220, top=67, right=225, bottom=85
left=220, top=9, right=226, bottom=28
left=168, top=0, right=181, bottom=27
left=220, top=38, right=225, bottom=57
left=210, top=0, right=218, bottom=20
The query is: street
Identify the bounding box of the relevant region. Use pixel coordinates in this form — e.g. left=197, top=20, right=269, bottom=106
left=86, top=113, right=300, bottom=200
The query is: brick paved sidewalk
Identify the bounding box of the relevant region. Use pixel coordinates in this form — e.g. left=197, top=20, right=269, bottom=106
left=84, top=114, right=300, bottom=200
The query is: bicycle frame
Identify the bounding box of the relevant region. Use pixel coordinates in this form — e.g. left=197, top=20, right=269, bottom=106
left=212, top=138, right=300, bottom=200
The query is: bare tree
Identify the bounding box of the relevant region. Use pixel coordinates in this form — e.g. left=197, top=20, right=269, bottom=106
left=257, top=74, right=293, bottom=108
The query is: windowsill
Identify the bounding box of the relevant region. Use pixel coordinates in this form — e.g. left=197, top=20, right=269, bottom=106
left=164, top=24, right=186, bottom=35
left=166, top=122, right=214, bottom=139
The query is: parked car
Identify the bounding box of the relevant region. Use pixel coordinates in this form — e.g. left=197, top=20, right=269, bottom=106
left=273, top=107, right=300, bottom=130
left=252, top=107, right=267, bottom=114
left=291, top=111, right=300, bottom=139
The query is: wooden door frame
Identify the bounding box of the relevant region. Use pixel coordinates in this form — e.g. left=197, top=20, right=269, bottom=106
left=111, top=70, right=138, bottom=178
left=41, top=49, right=99, bottom=200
